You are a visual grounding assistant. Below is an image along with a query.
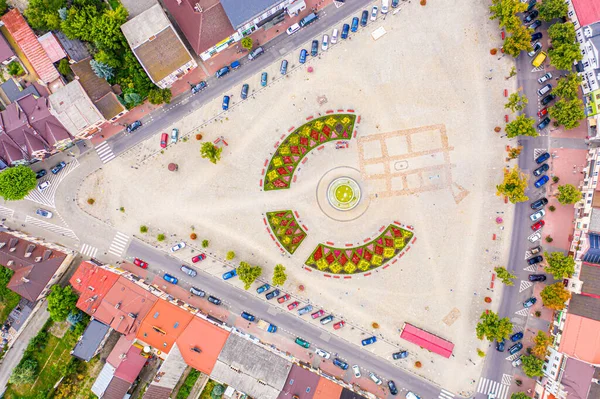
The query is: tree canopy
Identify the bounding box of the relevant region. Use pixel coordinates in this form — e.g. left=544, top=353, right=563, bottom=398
left=476, top=310, right=513, bottom=341
left=548, top=23, right=582, bottom=70
left=47, top=285, right=78, bottom=321
left=549, top=99, right=585, bottom=130
left=496, top=166, right=529, bottom=204
left=538, top=0, right=568, bottom=21
left=200, top=142, right=223, bottom=164
left=541, top=282, right=571, bottom=310
left=238, top=262, right=262, bottom=290
left=505, top=91, right=528, bottom=112
left=489, top=0, right=527, bottom=33
left=9, top=358, right=38, bottom=384
left=521, top=355, right=544, bottom=377
left=503, top=25, right=533, bottom=57
left=506, top=115, right=538, bottom=138
left=544, top=251, right=575, bottom=279
left=0, top=165, right=37, bottom=201
left=494, top=267, right=516, bottom=286
left=554, top=73, right=582, bottom=100
left=531, top=330, right=553, bottom=358
left=557, top=184, right=583, bottom=204
left=148, top=88, right=172, bottom=105
left=24, top=0, right=66, bottom=31
left=511, top=393, right=531, bottom=399
left=272, top=264, right=287, bottom=286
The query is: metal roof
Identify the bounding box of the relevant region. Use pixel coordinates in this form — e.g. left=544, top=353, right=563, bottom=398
left=220, top=0, right=286, bottom=28
left=72, top=319, right=110, bottom=361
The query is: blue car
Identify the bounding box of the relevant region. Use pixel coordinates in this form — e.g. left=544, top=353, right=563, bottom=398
left=351, top=17, right=359, bottom=32
left=392, top=0, right=400, bottom=7
left=535, top=152, right=550, bottom=164
left=280, top=60, right=288, bottom=75
left=360, top=10, right=368, bottom=27
left=361, top=336, right=377, bottom=346
left=266, top=289, right=280, bottom=300
left=215, top=66, right=230, bottom=78
left=298, top=305, right=313, bottom=315
left=510, top=332, right=524, bottom=342
left=222, top=269, right=237, bottom=280
left=51, top=161, right=66, bottom=174
left=230, top=60, right=241, bottom=70
left=537, top=117, right=550, bottom=130
left=261, top=72, right=268, bottom=87
left=257, top=283, right=270, bottom=294
left=341, top=24, right=350, bottom=39
left=496, top=339, right=505, bottom=352
left=534, top=175, right=549, bottom=188
left=241, top=311, right=256, bottom=322
left=509, top=342, right=523, bottom=355
left=222, top=95, right=230, bottom=110
left=163, top=274, right=178, bottom=284
left=333, top=358, right=348, bottom=370
left=299, top=49, right=307, bottom=64
left=523, top=297, right=537, bottom=308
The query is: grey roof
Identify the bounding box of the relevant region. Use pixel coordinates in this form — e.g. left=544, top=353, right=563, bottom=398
left=72, top=319, right=110, bottom=361
left=212, top=334, right=291, bottom=399
left=589, top=208, right=600, bottom=233
left=562, top=357, right=595, bottom=399
left=0, top=31, right=14, bottom=63
left=568, top=294, right=600, bottom=322
left=119, top=0, right=158, bottom=19
left=589, top=383, right=600, bottom=399
left=340, top=388, right=369, bottom=399
left=120, top=4, right=171, bottom=49
left=53, top=31, right=90, bottom=62
left=92, top=362, right=117, bottom=398
left=48, top=80, right=104, bottom=135
left=220, top=0, right=285, bottom=28
left=581, top=263, right=600, bottom=296
left=149, top=343, right=186, bottom=390
left=0, top=79, right=39, bottom=103
left=7, top=298, right=33, bottom=332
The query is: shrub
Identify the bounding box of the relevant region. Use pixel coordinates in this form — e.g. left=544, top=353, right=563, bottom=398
left=477, top=348, right=486, bottom=357
left=549, top=205, right=556, bottom=212
left=58, top=59, right=71, bottom=76
left=552, top=176, right=559, bottom=183
left=414, top=361, right=422, bottom=368
left=420, top=0, right=426, bottom=5
left=87, top=198, right=95, bottom=205
left=157, top=234, right=165, bottom=242
left=119, top=207, right=125, bottom=212
left=545, top=236, right=553, bottom=243
left=196, top=133, right=203, bottom=140
left=7, top=61, right=24, bottom=76
left=202, top=239, right=209, bottom=248
left=226, top=251, right=235, bottom=260
left=140, top=225, right=148, bottom=233
left=494, top=126, right=501, bottom=132
left=190, top=233, right=197, bottom=240
left=490, top=48, right=498, bottom=55
left=372, top=322, right=380, bottom=329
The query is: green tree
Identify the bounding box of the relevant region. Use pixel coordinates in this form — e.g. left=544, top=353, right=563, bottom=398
left=476, top=310, right=513, bottom=342
left=148, top=88, right=172, bottom=105
left=157, top=234, right=165, bottom=241
left=489, top=0, right=527, bottom=32
left=272, top=264, right=287, bottom=286
left=0, top=0, right=7, bottom=15
left=47, top=285, right=78, bottom=321
left=506, top=114, right=538, bottom=138
left=503, top=25, right=533, bottom=57
left=531, top=330, right=553, bottom=358
left=24, top=0, right=67, bottom=31
left=538, top=0, right=568, bottom=21
left=494, top=266, right=516, bottom=286
left=92, top=6, right=129, bottom=51
left=202, top=239, right=209, bottom=248
left=511, top=393, right=530, bottom=399
left=544, top=251, right=575, bottom=279
left=549, top=22, right=576, bottom=43
left=541, top=282, right=571, bottom=310
left=548, top=23, right=582, bottom=70
left=200, top=142, right=223, bottom=164
left=550, top=99, right=585, bottom=130
left=238, top=262, right=262, bottom=290
left=90, top=59, right=114, bottom=80
left=9, top=358, right=38, bottom=384
left=58, top=58, right=71, bottom=76
left=557, top=184, right=582, bottom=204
left=124, top=92, right=142, bottom=107
left=140, top=225, right=148, bottom=233
left=521, top=355, right=544, bottom=377
left=496, top=166, right=529, bottom=203
left=7, top=61, right=24, bottom=76
left=554, top=73, right=582, bottom=100
left=226, top=251, right=235, bottom=260
left=0, top=165, right=37, bottom=201
left=241, top=37, right=253, bottom=51
left=505, top=91, right=528, bottom=112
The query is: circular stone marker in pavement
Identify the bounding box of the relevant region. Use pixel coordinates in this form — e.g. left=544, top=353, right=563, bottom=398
left=317, top=167, right=370, bottom=222
left=328, top=177, right=361, bottom=211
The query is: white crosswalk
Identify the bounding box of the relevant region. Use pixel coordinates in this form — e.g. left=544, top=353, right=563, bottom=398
left=95, top=142, right=116, bottom=163
left=24, top=216, right=78, bottom=240
left=477, top=377, right=510, bottom=399
left=439, top=389, right=454, bottom=399
left=501, top=373, right=512, bottom=385
left=519, top=280, right=533, bottom=292
left=515, top=308, right=530, bottom=316
left=108, top=232, right=129, bottom=257
left=524, top=265, right=537, bottom=272
left=25, top=159, right=80, bottom=208
left=79, top=243, right=98, bottom=258
left=0, top=205, right=14, bottom=220
left=506, top=353, right=521, bottom=361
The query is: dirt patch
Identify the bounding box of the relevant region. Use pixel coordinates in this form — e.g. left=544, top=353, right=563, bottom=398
left=48, top=321, right=70, bottom=338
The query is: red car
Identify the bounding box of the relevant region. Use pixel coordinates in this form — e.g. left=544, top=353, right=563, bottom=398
left=311, top=309, right=325, bottom=319
left=537, top=107, right=548, bottom=118
left=277, top=294, right=290, bottom=304
left=333, top=321, right=345, bottom=330
left=160, top=133, right=168, bottom=148
left=288, top=301, right=299, bottom=310
left=133, top=258, right=148, bottom=269
left=531, top=220, right=545, bottom=231
left=192, top=254, right=206, bottom=263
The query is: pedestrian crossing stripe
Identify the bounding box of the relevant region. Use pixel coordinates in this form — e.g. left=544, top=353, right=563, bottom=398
left=506, top=353, right=521, bottom=361
left=108, top=232, right=129, bottom=257
left=519, top=280, right=533, bottom=292
left=80, top=243, right=98, bottom=258
left=24, top=216, right=79, bottom=241
left=95, top=142, right=116, bottom=164
left=515, top=308, right=530, bottom=316
left=24, top=159, right=80, bottom=208
left=439, top=389, right=454, bottom=399
left=501, top=374, right=512, bottom=385
left=0, top=205, right=14, bottom=220
left=477, top=377, right=510, bottom=399
left=524, top=265, right=537, bottom=272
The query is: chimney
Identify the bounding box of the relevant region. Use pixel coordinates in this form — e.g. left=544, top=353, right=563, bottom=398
left=194, top=3, right=203, bottom=12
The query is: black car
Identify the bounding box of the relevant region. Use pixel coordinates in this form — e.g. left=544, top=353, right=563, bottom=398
left=537, top=117, right=551, bottom=130
left=35, top=169, right=47, bottom=179
left=240, top=84, right=249, bottom=100
left=388, top=380, right=398, bottom=396
left=529, top=274, right=547, bottom=282
left=392, top=351, right=408, bottom=359
left=126, top=120, right=142, bottom=133
left=509, top=342, right=523, bottom=355
left=360, top=10, right=368, bottom=26
left=496, top=339, right=505, bottom=352
left=541, top=93, right=556, bottom=105
left=527, top=255, right=543, bottom=265
left=533, top=163, right=549, bottom=177
left=524, top=10, right=538, bottom=23
left=531, top=32, right=543, bottom=42
left=208, top=295, right=221, bottom=305
left=311, top=40, right=319, bottom=56
left=265, top=289, right=280, bottom=300
left=530, top=197, right=548, bottom=210
left=527, top=0, right=537, bottom=12
left=191, top=81, right=207, bottom=94
left=529, top=20, right=542, bottom=31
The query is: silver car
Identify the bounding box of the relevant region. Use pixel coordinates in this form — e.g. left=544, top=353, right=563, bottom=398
left=538, top=73, right=552, bottom=84
left=529, top=209, right=545, bottom=222
left=190, top=286, right=205, bottom=296
left=180, top=265, right=197, bottom=277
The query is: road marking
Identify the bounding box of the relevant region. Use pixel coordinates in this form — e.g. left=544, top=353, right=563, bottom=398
left=519, top=280, right=533, bottom=292
left=515, top=308, right=530, bottom=316
left=95, top=141, right=116, bottom=164
left=477, top=378, right=509, bottom=399
left=108, top=232, right=129, bottom=257
left=505, top=352, right=521, bottom=361
left=439, top=389, right=454, bottom=399
left=501, top=373, right=512, bottom=385
left=25, top=159, right=80, bottom=208
left=0, top=205, right=14, bottom=220
left=533, top=148, right=547, bottom=159
left=24, top=216, right=79, bottom=240
left=524, top=265, right=537, bottom=272
left=79, top=243, right=98, bottom=258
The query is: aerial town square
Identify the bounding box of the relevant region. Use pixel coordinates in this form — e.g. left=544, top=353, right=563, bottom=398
left=0, top=1, right=597, bottom=399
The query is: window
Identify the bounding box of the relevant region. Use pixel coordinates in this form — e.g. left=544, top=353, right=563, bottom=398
left=174, top=322, right=179, bottom=328
left=153, top=312, right=159, bottom=319
left=306, top=387, right=311, bottom=393
left=289, top=379, right=294, bottom=385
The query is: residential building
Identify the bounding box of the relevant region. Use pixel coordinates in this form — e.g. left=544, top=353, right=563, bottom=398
left=120, top=0, right=159, bottom=19
left=135, top=299, right=194, bottom=354
left=0, top=78, right=40, bottom=104
left=142, top=343, right=187, bottom=399
left=53, top=32, right=90, bottom=63
left=0, top=9, right=63, bottom=91
left=37, top=32, right=67, bottom=64
left=312, top=377, right=344, bottom=399
left=176, top=316, right=229, bottom=373
left=121, top=4, right=196, bottom=89
left=0, top=32, right=16, bottom=65
left=569, top=0, right=600, bottom=31
left=48, top=81, right=106, bottom=139
left=71, top=319, right=111, bottom=361
left=70, top=261, right=121, bottom=315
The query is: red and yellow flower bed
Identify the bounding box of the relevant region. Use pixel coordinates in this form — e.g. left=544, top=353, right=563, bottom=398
left=264, top=114, right=357, bottom=191
left=305, top=224, right=414, bottom=274
left=266, top=210, right=307, bottom=254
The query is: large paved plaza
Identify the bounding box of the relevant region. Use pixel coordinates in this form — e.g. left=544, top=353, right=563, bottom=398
left=79, top=0, right=515, bottom=391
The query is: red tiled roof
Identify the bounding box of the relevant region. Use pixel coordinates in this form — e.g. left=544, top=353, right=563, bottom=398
left=559, top=314, right=600, bottom=364
left=107, top=335, right=135, bottom=368
left=37, top=32, right=66, bottom=63
left=176, top=317, right=229, bottom=373
left=114, top=345, right=147, bottom=383
left=400, top=323, right=454, bottom=358
left=312, top=377, right=343, bottom=399
left=70, top=262, right=120, bottom=315
left=571, top=0, right=600, bottom=27
left=1, top=9, right=60, bottom=84
left=136, top=300, right=193, bottom=354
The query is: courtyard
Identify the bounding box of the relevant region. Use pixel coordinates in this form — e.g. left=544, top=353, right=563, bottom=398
left=78, top=0, right=515, bottom=392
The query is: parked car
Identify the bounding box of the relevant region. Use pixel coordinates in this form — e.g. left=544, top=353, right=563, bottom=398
left=537, top=84, right=552, bottom=96
left=535, top=152, right=550, bottom=164
left=531, top=220, right=545, bottom=231
left=388, top=380, right=398, bottom=396
left=496, top=339, right=505, bottom=352
left=369, top=372, right=382, bottom=385
left=527, top=0, right=537, bottom=12
left=180, top=265, right=197, bottom=277
left=295, top=337, right=310, bottom=348
left=531, top=32, right=543, bottom=42
left=528, top=41, right=542, bottom=57
left=163, top=274, right=178, bottom=284
left=538, top=107, right=548, bottom=118
left=322, top=34, right=329, bottom=50
left=311, top=309, right=325, bottom=319
left=222, top=95, right=230, bottom=110
left=533, top=163, right=549, bottom=177
left=361, top=336, right=377, bottom=346
left=509, top=342, right=523, bottom=355
left=316, top=348, right=331, bottom=359
left=248, top=47, right=264, bottom=61
left=191, top=81, right=207, bottom=94
left=531, top=197, right=548, bottom=210
left=257, top=284, right=270, bottom=294
left=171, top=128, right=179, bottom=143
left=352, top=364, right=361, bottom=378
left=222, top=269, right=237, bottom=280
left=392, top=351, right=408, bottom=359
left=382, top=0, right=389, bottom=14
left=406, top=392, right=421, bottom=399
left=277, top=294, right=290, bottom=303
left=298, top=305, right=313, bottom=315
left=37, top=181, right=50, bottom=191
left=537, top=117, right=551, bottom=130
left=320, top=315, right=334, bottom=325
left=126, top=120, right=142, bottom=133
left=241, top=311, right=256, bottom=322
left=215, top=66, right=230, bottom=78
left=512, top=356, right=523, bottom=367
left=191, top=254, right=206, bottom=263
left=530, top=246, right=542, bottom=254
left=523, top=297, right=537, bottom=308
left=280, top=60, right=288, bottom=75
left=541, top=93, right=556, bottom=105
left=36, top=208, right=53, bottom=219
left=299, top=49, right=308, bottom=64
left=240, top=84, right=249, bottom=100
left=534, top=175, right=549, bottom=188
left=524, top=9, right=538, bottom=23
left=170, top=242, right=186, bottom=252
left=261, top=72, right=268, bottom=87
left=287, top=301, right=299, bottom=310
left=529, top=20, right=542, bottom=30
left=341, top=24, right=350, bottom=39
left=528, top=231, right=542, bottom=242
left=530, top=209, right=545, bottom=222
left=35, top=169, right=47, bottom=179
left=351, top=17, right=359, bottom=32
left=51, top=161, right=66, bottom=174
left=392, top=0, right=400, bottom=6
left=527, top=255, right=544, bottom=265
left=331, top=28, right=339, bottom=43
left=333, top=358, right=348, bottom=370
left=160, top=133, right=168, bottom=148
left=208, top=295, right=221, bottom=305
left=371, top=6, right=378, bottom=20
left=361, top=10, right=369, bottom=26
left=265, top=289, right=280, bottom=300
left=190, top=287, right=205, bottom=297
left=333, top=320, right=345, bottom=329
left=510, top=332, right=524, bottom=342
left=286, top=23, right=300, bottom=35
left=311, top=40, right=319, bottom=56
left=529, top=274, right=547, bottom=282
left=133, top=258, right=148, bottom=269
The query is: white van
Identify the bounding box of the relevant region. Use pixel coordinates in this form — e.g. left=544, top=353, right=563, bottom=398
left=287, top=23, right=300, bottom=35
left=331, top=28, right=338, bottom=43
left=537, top=84, right=552, bottom=96
left=381, top=0, right=389, bottom=13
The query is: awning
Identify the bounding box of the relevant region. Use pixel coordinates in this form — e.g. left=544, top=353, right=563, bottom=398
left=287, top=0, right=306, bottom=16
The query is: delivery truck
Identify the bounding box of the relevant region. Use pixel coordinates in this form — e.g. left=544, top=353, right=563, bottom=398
left=257, top=320, right=278, bottom=333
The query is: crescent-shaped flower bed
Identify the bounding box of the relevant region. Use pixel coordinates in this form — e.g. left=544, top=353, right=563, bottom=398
left=305, top=224, right=414, bottom=274
left=266, top=210, right=307, bottom=254
left=264, top=113, right=357, bottom=191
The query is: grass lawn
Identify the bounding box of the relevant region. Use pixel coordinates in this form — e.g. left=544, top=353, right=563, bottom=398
left=176, top=369, right=201, bottom=399
left=0, top=293, right=19, bottom=324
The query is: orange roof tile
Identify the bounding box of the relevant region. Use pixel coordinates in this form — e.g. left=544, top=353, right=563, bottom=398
left=136, top=299, right=193, bottom=354
left=312, top=377, right=343, bottom=399
left=176, top=317, right=229, bottom=374
left=70, top=262, right=120, bottom=315
left=558, top=313, right=600, bottom=364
